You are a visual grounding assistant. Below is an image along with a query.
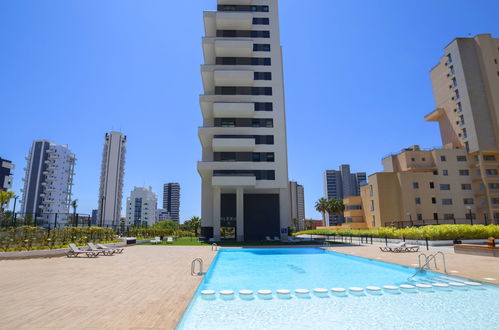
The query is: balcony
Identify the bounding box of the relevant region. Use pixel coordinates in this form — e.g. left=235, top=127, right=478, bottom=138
left=198, top=161, right=273, bottom=177
left=212, top=175, right=256, bottom=187
left=198, top=126, right=269, bottom=148
left=212, top=137, right=255, bottom=151
left=344, top=209, right=364, bottom=218
left=424, top=108, right=445, bottom=122
left=201, top=66, right=254, bottom=93
left=214, top=102, right=254, bottom=117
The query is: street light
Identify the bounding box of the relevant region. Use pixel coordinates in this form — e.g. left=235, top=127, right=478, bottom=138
left=407, top=212, right=413, bottom=227
left=466, top=206, right=473, bottom=225
left=11, top=195, right=19, bottom=226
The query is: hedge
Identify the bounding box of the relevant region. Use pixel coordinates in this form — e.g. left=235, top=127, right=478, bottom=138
left=293, top=225, right=499, bottom=240
left=0, top=226, right=117, bottom=251
left=127, top=228, right=194, bottom=239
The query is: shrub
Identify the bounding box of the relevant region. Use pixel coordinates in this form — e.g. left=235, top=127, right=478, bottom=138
left=293, top=225, right=499, bottom=241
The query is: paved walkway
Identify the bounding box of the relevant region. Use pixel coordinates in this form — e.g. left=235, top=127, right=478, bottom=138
left=326, top=244, right=499, bottom=284
left=0, top=245, right=215, bottom=329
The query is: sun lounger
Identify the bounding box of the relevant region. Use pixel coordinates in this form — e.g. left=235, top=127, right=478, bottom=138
left=88, top=242, right=114, bottom=255
left=66, top=243, right=99, bottom=258
left=265, top=236, right=273, bottom=242
left=166, top=237, right=174, bottom=244
left=150, top=237, right=161, bottom=244
left=273, top=236, right=281, bottom=241
left=97, top=244, right=124, bottom=254
left=379, top=242, right=406, bottom=252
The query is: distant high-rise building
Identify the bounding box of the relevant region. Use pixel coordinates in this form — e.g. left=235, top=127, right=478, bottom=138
left=324, top=165, right=366, bottom=226
left=163, top=183, right=180, bottom=222
left=126, top=187, right=157, bottom=227
left=425, top=34, right=499, bottom=222
left=91, top=209, right=98, bottom=225
left=155, top=208, right=171, bottom=222
left=20, top=140, right=75, bottom=225
left=97, top=131, right=126, bottom=228
left=198, top=0, right=292, bottom=241
left=289, top=181, right=305, bottom=230
left=0, top=157, right=14, bottom=193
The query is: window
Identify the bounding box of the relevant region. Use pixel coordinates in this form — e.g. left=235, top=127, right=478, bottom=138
left=484, top=155, right=496, bottom=161
left=433, top=170, right=438, bottom=175
left=440, top=184, right=450, bottom=190
left=457, top=102, right=462, bottom=112
left=457, top=155, right=467, bottom=161
left=463, top=198, right=474, bottom=205
left=488, top=183, right=499, bottom=189
left=459, top=115, right=465, bottom=125
left=218, top=5, right=269, bottom=12
left=254, top=102, right=272, bottom=111
left=454, top=89, right=460, bottom=99
left=254, top=72, right=272, bottom=80
left=252, top=17, right=269, bottom=25
left=216, top=30, right=270, bottom=38
left=443, top=169, right=448, bottom=176
left=213, top=170, right=275, bottom=180
left=459, top=169, right=469, bottom=176
left=253, top=44, right=271, bottom=52
left=413, top=182, right=419, bottom=189
left=431, top=197, right=436, bottom=204
left=214, top=135, right=274, bottom=145
left=370, top=200, right=374, bottom=211
left=486, top=169, right=498, bottom=175
left=433, top=213, right=439, bottom=220
left=215, top=86, right=272, bottom=95
left=440, top=155, right=446, bottom=161
left=461, top=184, right=472, bottom=190
left=216, top=57, right=271, bottom=65
left=452, top=77, right=457, bottom=87
left=450, top=65, right=455, bottom=74
left=442, top=199, right=453, bottom=205
left=417, top=214, right=422, bottom=221
left=447, top=53, right=452, bottom=63
left=465, top=212, right=476, bottom=220
left=411, top=158, right=415, bottom=161
left=422, top=157, right=426, bottom=161
left=444, top=214, right=454, bottom=220
left=415, top=197, right=421, bottom=205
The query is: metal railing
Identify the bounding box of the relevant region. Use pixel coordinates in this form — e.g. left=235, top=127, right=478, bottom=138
left=410, top=252, right=447, bottom=279
left=191, top=258, right=204, bottom=276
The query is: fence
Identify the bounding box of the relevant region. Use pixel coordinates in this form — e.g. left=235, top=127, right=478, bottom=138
left=387, top=217, right=497, bottom=228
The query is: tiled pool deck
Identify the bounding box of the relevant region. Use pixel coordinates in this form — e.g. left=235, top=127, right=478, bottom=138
left=0, top=243, right=497, bottom=328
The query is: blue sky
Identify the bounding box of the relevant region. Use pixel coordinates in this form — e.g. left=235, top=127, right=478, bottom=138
left=1, top=0, right=498, bottom=221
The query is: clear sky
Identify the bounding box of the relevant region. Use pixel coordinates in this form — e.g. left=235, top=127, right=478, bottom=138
left=1, top=0, right=498, bottom=221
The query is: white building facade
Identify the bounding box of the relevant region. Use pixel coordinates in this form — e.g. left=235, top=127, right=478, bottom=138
left=198, top=0, right=291, bottom=241
left=126, top=187, right=157, bottom=227
left=20, top=140, right=76, bottom=226
left=97, top=131, right=126, bottom=228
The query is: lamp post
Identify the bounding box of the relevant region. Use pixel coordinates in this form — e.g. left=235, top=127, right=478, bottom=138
left=11, top=195, right=18, bottom=226
left=466, top=206, right=473, bottom=225
left=407, top=212, right=413, bottom=227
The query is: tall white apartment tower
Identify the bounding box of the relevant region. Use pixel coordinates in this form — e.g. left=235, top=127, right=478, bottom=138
left=198, top=0, right=291, bottom=241
left=97, top=131, right=126, bottom=228
left=126, top=187, right=157, bottom=227
left=289, top=181, right=305, bottom=230
left=20, top=140, right=76, bottom=225
left=163, top=183, right=180, bottom=222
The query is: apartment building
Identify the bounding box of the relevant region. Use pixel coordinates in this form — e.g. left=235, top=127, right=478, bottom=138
left=324, top=165, right=366, bottom=225
left=126, top=187, right=157, bottom=227
left=425, top=34, right=499, bottom=223
left=20, top=140, right=76, bottom=226
left=198, top=0, right=291, bottom=241
left=97, top=131, right=126, bottom=228
left=345, top=145, right=477, bottom=229
left=289, top=181, right=305, bottom=230
left=163, top=183, right=180, bottom=222
left=156, top=208, right=172, bottom=222
left=0, top=157, right=14, bottom=193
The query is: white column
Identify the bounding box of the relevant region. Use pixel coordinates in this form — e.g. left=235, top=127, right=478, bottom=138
left=213, top=187, right=221, bottom=241
left=236, top=188, right=244, bottom=241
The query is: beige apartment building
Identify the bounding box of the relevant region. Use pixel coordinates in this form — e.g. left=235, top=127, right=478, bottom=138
left=425, top=34, right=499, bottom=223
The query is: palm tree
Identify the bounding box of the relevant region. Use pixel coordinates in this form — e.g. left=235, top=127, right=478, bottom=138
left=328, top=198, right=345, bottom=220
left=189, top=216, right=201, bottom=236
left=315, top=197, right=330, bottom=227
left=71, top=199, right=78, bottom=227
left=0, top=191, right=15, bottom=214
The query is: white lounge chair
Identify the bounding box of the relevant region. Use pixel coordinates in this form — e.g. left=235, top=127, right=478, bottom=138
left=88, top=242, right=114, bottom=255
left=98, top=244, right=124, bottom=254
left=66, top=243, right=99, bottom=258
left=265, top=236, right=273, bottom=242
left=150, top=237, right=161, bottom=244
left=379, top=242, right=409, bottom=253
left=166, top=237, right=174, bottom=244
left=273, top=236, right=281, bottom=241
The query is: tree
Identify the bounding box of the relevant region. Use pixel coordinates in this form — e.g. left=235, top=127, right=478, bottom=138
left=0, top=191, right=15, bottom=214
left=315, top=197, right=329, bottom=227
left=183, top=216, right=201, bottom=236
left=152, top=220, right=179, bottom=230
left=306, top=219, right=313, bottom=230
left=327, top=198, right=345, bottom=224
left=292, top=218, right=299, bottom=231
left=71, top=199, right=78, bottom=227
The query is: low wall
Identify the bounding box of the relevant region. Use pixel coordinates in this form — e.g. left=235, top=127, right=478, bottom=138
left=0, top=241, right=127, bottom=260
left=454, top=244, right=499, bottom=257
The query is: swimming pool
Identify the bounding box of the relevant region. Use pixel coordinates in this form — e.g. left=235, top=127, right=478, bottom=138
left=178, top=248, right=499, bottom=329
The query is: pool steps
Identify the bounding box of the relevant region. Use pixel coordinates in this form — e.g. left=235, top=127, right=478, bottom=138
left=201, top=276, right=484, bottom=299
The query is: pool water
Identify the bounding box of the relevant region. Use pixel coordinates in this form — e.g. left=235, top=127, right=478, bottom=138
left=178, top=248, right=499, bottom=329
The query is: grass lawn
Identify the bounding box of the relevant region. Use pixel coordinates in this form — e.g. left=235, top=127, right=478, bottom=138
left=143, top=237, right=334, bottom=246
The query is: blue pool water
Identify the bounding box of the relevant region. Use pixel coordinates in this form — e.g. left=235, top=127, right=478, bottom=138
left=178, top=248, right=499, bottom=329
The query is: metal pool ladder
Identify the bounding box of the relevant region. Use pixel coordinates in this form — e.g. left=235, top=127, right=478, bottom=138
left=212, top=243, right=219, bottom=251
left=410, top=252, right=447, bottom=279
left=191, top=258, right=204, bottom=276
